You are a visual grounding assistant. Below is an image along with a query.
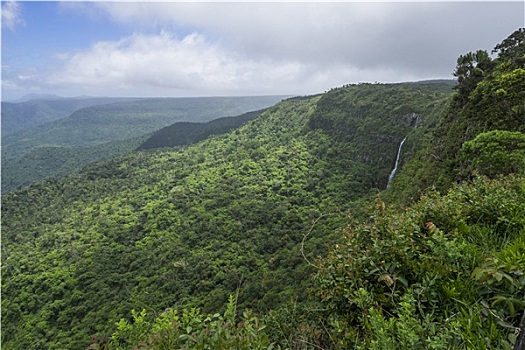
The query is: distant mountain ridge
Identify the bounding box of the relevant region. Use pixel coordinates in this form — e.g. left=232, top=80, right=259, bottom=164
left=10, top=93, right=64, bottom=102
left=2, top=95, right=288, bottom=192
left=137, top=109, right=266, bottom=150
left=1, top=97, right=140, bottom=136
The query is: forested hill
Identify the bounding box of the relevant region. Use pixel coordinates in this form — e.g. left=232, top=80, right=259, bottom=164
left=2, top=82, right=452, bottom=349
left=1, top=97, right=139, bottom=136
left=3, top=29, right=525, bottom=350
left=2, top=95, right=286, bottom=192
left=317, top=28, right=525, bottom=350
left=389, top=28, right=525, bottom=203
left=136, top=109, right=267, bottom=150
left=3, top=96, right=287, bottom=154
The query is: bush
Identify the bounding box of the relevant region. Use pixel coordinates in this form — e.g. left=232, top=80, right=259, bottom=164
left=316, top=175, right=525, bottom=349
left=459, top=130, right=525, bottom=179
left=95, top=296, right=275, bottom=350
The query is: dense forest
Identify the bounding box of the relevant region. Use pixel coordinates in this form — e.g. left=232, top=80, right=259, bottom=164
left=2, top=96, right=285, bottom=192
left=136, top=109, right=267, bottom=151
left=2, top=29, right=525, bottom=349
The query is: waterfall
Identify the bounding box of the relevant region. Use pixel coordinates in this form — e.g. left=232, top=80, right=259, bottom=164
left=387, top=136, right=407, bottom=188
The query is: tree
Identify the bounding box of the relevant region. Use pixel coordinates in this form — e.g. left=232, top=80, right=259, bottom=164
left=453, top=50, right=494, bottom=99
left=459, top=130, right=525, bottom=178
left=492, top=28, right=525, bottom=68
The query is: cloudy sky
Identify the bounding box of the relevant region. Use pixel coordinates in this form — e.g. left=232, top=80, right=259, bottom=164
left=1, top=1, right=524, bottom=100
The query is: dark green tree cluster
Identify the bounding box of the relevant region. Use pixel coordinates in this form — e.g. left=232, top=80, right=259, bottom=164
left=1, top=135, right=150, bottom=192
left=459, top=130, right=525, bottom=178
left=137, top=109, right=266, bottom=151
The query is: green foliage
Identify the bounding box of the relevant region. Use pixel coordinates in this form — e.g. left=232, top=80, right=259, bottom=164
left=2, top=96, right=285, bottom=192
left=101, top=296, right=274, bottom=350
left=1, top=83, right=451, bottom=349
left=459, top=130, right=525, bottom=178
left=472, top=238, right=525, bottom=326
left=1, top=135, right=151, bottom=192
left=390, top=28, right=525, bottom=202
left=463, top=67, right=525, bottom=133
left=492, top=28, right=525, bottom=69
left=316, top=175, right=525, bottom=349
left=137, top=109, right=266, bottom=151
left=4, top=28, right=524, bottom=349
left=264, top=300, right=332, bottom=349
left=308, top=82, right=453, bottom=189
left=362, top=293, right=460, bottom=350
left=453, top=50, right=495, bottom=100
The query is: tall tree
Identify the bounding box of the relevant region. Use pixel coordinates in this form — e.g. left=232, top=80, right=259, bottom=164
left=453, top=50, right=494, bottom=100
left=493, top=27, right=525, bottom=68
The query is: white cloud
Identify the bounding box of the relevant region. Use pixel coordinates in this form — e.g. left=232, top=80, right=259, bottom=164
left=45, top=30, right=438, bottom=98
left=4, top=2, right=524, bottom=99
left=47, top=31, right=314, bottom=96
left=2, top=79, right=18, bottom=89
left=93, top=2, right=522, bottom=73
left=1, top=0, right=24, bottom=32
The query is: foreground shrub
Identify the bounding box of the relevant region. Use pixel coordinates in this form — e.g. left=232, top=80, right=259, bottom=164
left=316, top=175, right=525, bottom=349
left=90, top=296, right=274, bottom=350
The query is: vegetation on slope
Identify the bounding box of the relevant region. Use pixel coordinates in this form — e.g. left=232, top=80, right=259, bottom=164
left=314, top=28, right=525, bottom=349
left=100, top=174, right=525, bottom=350
left=317, top=175, right=525, bottom=349
left=309, top=80, right=454, bottom=189
left=2, top=96, right=285, bottom=192
left=99, top=28, right=525, bottom=350
left=2, top=28, right=524, bottom=350
left=389, top=28, right=525, bottom=203
left=137, top=109, right=266, bottom=151
left=1, top=83, right=451, bottom=349
left=1, top=135, right=150, bottom=191
left=1, top=97, right=138, bottom=136
left=3, top=96, right=287, bottom=153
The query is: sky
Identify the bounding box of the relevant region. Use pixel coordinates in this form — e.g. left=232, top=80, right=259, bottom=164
left=1, top=1, right=524, bottom=101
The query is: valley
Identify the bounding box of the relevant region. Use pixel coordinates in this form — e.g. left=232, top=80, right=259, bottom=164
left=2, top=96, right=287, bottom=192
left=2, top=29, right=525, bottom=350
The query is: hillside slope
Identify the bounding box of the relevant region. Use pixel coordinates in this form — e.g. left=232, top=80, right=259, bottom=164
left=1, top=83, right=452, bottom=349
left=3, top=96, right=287, bottom=154
left=137, top=109, right=266, bottom=150
left=315, top=28, right=525, bottom=350
left=3, top=29, right=522, bottom=350
left=1, top=97, right=138, bottom=136
left=2, top=96, right=286, bottom=192
left=1, top=135, right=150, bottom=191
left=389, top=29, right=525, bottom=203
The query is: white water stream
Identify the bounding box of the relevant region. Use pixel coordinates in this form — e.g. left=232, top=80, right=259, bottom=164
left=387, top=136, right=407, bottom=188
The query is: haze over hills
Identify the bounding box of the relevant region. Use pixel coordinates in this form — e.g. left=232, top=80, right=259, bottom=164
left=2, top=95, right=288, bottom=149
left=1, top=95, right=287, bottom=192
left=1, top=97, right=141, bottom=136
left=10, top=93, right=64, bottom=102
left=2, top=29, right=525, bottom=350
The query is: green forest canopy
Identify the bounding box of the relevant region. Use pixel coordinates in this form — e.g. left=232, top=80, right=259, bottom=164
left=2, top=28, right=525, bottom=350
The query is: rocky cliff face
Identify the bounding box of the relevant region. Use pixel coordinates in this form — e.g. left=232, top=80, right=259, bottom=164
left=307, top=82, right=452, bottom=187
